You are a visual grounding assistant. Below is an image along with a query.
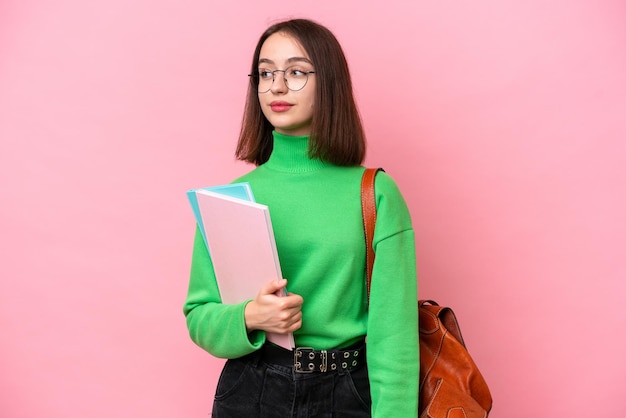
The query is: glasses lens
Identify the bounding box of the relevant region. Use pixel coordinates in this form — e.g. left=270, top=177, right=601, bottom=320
left=256, top=69, right=272, bottom=93
left=284, top=68, right=308, bottom=91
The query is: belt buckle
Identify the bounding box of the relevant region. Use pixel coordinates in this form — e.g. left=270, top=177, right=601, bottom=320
left=294, top=347, right=313, bottom=373
left=294, top=347, right=328, bottom=373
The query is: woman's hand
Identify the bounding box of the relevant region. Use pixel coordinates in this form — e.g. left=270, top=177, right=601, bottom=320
left=244, top=278, right=303, bottom=334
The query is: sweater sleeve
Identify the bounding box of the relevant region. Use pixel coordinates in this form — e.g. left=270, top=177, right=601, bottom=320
left=183, top=227, right=266, bottom=358
left=366, top=172, right=420, bottom=417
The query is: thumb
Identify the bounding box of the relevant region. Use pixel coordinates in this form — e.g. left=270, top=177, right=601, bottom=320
left=260, top=278, right=287, bottom=296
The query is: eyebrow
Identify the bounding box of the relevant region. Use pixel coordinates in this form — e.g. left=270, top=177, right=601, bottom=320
left=258, top=57, right=313, bottom=66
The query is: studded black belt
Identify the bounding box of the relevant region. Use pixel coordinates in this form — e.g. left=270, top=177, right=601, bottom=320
left=260, top=341, right=366, bottom=374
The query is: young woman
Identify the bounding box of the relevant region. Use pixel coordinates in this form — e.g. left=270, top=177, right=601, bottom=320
left=184, top=18, right=419, bottom=417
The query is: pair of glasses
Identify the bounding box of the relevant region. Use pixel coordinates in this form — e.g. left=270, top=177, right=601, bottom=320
left=249, top=66, right=316, bottom=93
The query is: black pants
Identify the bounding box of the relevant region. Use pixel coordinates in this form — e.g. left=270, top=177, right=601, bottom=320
left=211, top=344, right=372, bottom=417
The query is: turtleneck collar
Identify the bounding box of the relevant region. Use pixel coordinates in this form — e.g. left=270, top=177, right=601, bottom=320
left=263, top=131, right=330, bottom=173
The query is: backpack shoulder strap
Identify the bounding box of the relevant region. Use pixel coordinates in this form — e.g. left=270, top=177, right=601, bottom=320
left=361, top=167, right=384, bottom=301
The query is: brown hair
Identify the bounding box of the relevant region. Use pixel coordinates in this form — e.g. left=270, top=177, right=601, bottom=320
left=235, top=18, right=366, bottom=166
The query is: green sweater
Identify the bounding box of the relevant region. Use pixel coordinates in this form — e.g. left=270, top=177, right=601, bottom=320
left=184, top=131, right=419, bottom=416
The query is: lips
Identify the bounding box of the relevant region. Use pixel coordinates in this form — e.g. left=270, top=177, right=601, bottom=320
left=269, top=101, right=293, bottom=112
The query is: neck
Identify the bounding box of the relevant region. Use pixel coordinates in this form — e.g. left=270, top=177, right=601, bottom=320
left=264, top=131, right=330, bottom=173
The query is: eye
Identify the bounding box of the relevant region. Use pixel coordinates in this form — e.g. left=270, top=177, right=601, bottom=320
left=287, top=67, right=307, bottom=78
left=257, top=69, right=273, bottom=80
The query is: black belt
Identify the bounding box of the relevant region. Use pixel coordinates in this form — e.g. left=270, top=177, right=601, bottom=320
left=260, top=341, right=366, bottom=374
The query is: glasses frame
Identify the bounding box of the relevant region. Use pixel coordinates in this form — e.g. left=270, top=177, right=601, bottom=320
left=249, top=66, right=316, bottom=93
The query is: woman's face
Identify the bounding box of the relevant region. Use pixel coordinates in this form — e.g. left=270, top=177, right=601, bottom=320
left=257, top=32, right=316, bottom=136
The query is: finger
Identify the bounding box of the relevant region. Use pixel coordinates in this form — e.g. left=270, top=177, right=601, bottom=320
left=260, top=278, right=287, bottom=296
left=278, top=294, right=303, bottom=310
left=287, top=315, right=303, bottom=332
left=275, top=312, right=302, bottom=333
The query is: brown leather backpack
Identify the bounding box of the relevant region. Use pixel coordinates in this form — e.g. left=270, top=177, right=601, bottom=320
left=361, top=168, right=493, bottom=417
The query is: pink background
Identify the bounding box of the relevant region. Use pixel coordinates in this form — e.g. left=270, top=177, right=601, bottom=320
left=1, top=0, right=625, bottom=416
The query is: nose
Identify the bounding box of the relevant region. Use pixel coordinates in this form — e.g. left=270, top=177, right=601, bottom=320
left=269, top=70, right=288, bottom=94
